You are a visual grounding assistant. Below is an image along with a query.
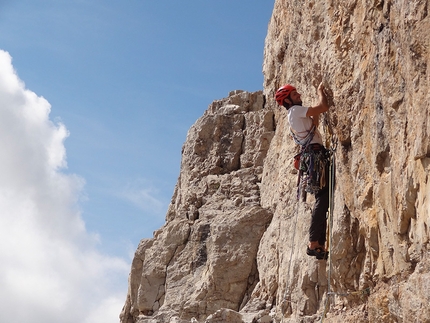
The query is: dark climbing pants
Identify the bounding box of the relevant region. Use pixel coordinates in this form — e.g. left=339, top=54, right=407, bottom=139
left=309, top=164, right=330, bottom=246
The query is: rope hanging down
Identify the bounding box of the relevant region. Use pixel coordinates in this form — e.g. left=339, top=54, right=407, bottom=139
left=279, top=102, right=370, bottom=321
left=320, top=140, right=336, bottom=322
left=279, top=198, right=300, bottom=317
left=321, top=110, right=337, bottom=321
left=320, top=112, right=370, bottom=322
left=279, top=112, right=335, bottom=319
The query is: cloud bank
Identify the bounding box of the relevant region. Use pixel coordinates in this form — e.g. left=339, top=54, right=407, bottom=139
left=0, top=50, right=128, bottom=323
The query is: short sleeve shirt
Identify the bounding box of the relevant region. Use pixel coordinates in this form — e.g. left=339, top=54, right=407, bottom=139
left=288, top=105, right=323, bottom=145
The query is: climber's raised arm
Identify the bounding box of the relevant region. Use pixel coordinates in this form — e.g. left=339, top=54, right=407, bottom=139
left=306, top=83, right=329, bottom=118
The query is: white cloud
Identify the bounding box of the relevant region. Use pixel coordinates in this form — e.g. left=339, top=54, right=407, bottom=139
left=84, top=295, right=127, bottom=323
left=0, top=50, right=129, bottom=323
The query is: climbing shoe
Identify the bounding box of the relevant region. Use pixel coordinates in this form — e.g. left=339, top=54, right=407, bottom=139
left=306, top=247, right=329, bottom=260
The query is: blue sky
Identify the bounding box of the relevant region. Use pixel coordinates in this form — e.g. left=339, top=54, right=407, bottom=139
left=0, top=1, right=273, bottom=322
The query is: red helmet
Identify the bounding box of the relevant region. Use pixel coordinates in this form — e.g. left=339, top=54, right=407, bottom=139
left=275, top=84, right=296, bottom=106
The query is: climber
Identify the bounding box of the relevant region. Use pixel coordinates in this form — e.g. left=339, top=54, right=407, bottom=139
left=275, top=83, right=330, bottom=260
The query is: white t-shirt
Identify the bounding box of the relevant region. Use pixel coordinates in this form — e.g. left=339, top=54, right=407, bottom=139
left=288, top=105, right=323, bottom=145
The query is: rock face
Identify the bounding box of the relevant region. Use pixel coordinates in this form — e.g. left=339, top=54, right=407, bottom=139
left=260, top=0, right=429, bottom=322
left=120, top=90, right=275, bottom=323
left=121, top=1, right=430, bottom=322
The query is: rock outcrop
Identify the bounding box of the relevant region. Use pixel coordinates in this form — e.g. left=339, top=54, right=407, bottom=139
left=120, top=90, right=276, bottom=323
left=121, top=0, right=430, bottom=322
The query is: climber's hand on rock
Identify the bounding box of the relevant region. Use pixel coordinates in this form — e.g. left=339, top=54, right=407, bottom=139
left=318, top=82, right=326, bottom=96
left=317, top=82, right=328, bottom=110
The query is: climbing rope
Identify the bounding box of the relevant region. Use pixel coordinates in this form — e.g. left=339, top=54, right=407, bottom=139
left=320, top=109, right=337, bottom=322
left=279, top=107, right=337, bottom=320
left=279, top=111, right=334, bottom=320
left=279, top=197, right=300, bottom=318
left=321, top=144, right=336, bottom=322
left=279, top=93, right=372, bottom=321
left=320, top=111, right=370, bottom=322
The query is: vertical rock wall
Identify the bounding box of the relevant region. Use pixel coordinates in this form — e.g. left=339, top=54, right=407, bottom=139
left=256, top=0, right=430, bottom=322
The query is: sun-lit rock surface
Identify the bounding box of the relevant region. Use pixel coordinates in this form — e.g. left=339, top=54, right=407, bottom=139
left=121, top=1, right=429, bottom=322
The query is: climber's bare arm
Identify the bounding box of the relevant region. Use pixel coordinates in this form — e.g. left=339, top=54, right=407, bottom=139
left=310, top=115, right=320, bottom=127
left=306, top=83, right=329, bottom=118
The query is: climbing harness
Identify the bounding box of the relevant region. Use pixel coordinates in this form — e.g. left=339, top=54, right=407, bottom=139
left=292, top=121, right=331, bottom=200
left=298, top=144, right=330, bottom=195
left=291, top=124, right=317, bottom=200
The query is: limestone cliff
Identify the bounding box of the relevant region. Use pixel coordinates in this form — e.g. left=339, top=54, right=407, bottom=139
left=121, top=0, right=429, bottom=322
left=120, top=90, right=276, bottom=323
